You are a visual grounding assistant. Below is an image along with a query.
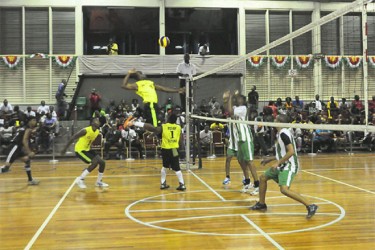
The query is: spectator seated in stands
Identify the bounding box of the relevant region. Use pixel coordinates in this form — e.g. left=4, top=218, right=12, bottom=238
left=104, top=123, right=124, bottom=160
left=93, top=109, right=107, bottom=127
left=351, top=95, right=365, bottom=124
left=0, top=120, right=15, bottom=154
left=210, top=121, right=224, bottom=131
left=37, top=100, right=50, bottom=117
left=25, top=106, right=36, bottom=118
left=211, top=102, right=223, bottom=118
left=39, top=113, right=57, bottom=153
left=199, top=125, right=212, bottom=149
left=121, top=126, right=144, bottom=158
left=293, top=96, right=304, bottom=113
left=9, top=105, right=26, bottom=127
left=0, top=99, right=13, bottom=118
left=283, top=97, right=294, bottom=114
left=327, top=96, right=339, bottom=121
left=313, top=121, right=335, bottom=153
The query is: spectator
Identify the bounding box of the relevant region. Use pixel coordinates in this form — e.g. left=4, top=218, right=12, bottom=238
left=89, top=88, right=101, bottom=116
left=293, top=96, right=304, bottom=112
left=131, top=99, right=140, bottom=113
left=327, top=96, right=339, bottom=120
left=368, top=95, right=375, bottom=115
left=55, top=79, right=68, bottom=119
left=199, top=125, right=212, bottom=148
left=103, top=123, right=124, bottom=160
left=339, top=98, right=350, bottom=111
left=247, top=85, right=259, bottom=112
left=176, top=53, right=197, bottom=112
left=198, top=43, right=210, bottom=56
left=9, top=105, right=25, bottom=127
left=121, top=126, right=144, bottom=158
left=0, top=121, right=15, bottom=153
left=107, top=38, right=118, bottom=55
left=210, top=121, right=224, bottom=131
left=312, top=94, right=324, bottom=112
left=0, top=99, right=13, bottom=117
left=254, top=114, right=269, bottom=156
left=351, top=95, right=364, bottom=124
left=37, top=101, right=50, bottom=115
left=106, top=100, right=117, bottom=114
left=284, top=97, right=293, bottom=113
left=25, top=106, right=36, bottom=118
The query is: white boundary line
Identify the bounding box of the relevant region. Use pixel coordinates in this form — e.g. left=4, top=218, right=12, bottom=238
left=302, top=170, right=375, bottom=195
left=24, top=179, right=76, bottom=250
left=189, top=170, right=284, bottom=248
left=241, top=215, right=284, bottom=250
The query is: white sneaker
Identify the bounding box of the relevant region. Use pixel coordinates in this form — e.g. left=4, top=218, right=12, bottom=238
left=250, top=187, right=259, bottom=196
left=75, top=178, right=87, bottom=189
left=241, top=183, right=254, bottom=193
left=222, top=177, right=231, bottom=185
left=95, top=181, right=109, bottom=187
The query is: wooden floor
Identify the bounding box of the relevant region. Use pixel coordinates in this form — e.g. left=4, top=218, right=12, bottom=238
left=1, top=153, right=375, bottom=250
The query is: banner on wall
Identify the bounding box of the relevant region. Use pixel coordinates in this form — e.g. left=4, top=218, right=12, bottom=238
left=2, top=56, right=22, bottom=69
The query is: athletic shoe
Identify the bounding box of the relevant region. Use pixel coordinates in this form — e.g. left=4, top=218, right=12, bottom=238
left=123, top=116, right=136, bottom=129
left=75, top=177, right=87, bottom=189
left=250, top=187, right=259, bottom=196
left=28, top=179, right=40, bottom=185
left=242, top=176, right=246, bottom=185
left=222, top=177, right=231, bottom=185
left=0, top=166, right=10, bottom=173
left=241, top=183, right=253, bottom=193
left=176, top=183, right=186, bottom=191
left=160, top=182, right=170, bottom=190
left=306, top=204, right=318, bottom=218
left=95, top=181, right=109, bottom=187
left=250, top=201, right=267, bottom=211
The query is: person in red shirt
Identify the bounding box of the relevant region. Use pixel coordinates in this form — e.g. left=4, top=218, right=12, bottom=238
left=89, top=88, right=101, bottom=116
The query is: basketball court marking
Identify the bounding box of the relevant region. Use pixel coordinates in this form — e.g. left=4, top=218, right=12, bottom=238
left=302, top=170, right=375, bottom=195
left=24, top=179, right=76, bottom=250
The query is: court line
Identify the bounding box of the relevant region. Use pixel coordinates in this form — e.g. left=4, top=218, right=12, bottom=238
left=189, top=170, right=226, bottom=201
left=302, top=170, right=375, bottom=195
left=189, top=170, right=284, bottom=249
left=241, top=215, right=284, bottom=250
left=131, top=201, right=330, bottom=213
left=24, top=179, right=76, bottom=250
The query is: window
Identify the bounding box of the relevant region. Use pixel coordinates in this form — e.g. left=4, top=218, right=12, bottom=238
left=292, top=12, right=312, bottom=55
left=343, top=14, right=361, bottom=55
left=165, top=8, right=238, bottom=55
left=83, top=7, right=159, bottom=55
left=25, top=8, right=49, bottom=54
left=0, top=8, right=22, bottom=54
left=53, top=8, right=75, bottom=54
left=269, top=12, right=290, bottom=55
left=245, top=11, right=266, bottom=54
left=321, top=13, right=340, bottom=55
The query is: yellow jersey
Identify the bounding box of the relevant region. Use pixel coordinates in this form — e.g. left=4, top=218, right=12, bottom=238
left=75, top=126, right=100, bottom=152
left=136, top=80, right=158, bottom=104
left=161, top=123, right=181, bottom=149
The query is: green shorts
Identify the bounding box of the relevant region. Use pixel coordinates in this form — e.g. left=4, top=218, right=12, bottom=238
left=264, top=167, right=296, bottom=187
left=237, top=141, right=254, bottom=162
left=226, top=148, right=237, bottom=157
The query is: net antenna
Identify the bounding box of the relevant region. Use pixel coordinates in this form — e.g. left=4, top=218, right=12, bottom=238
left=184, top=0, right=373, bottom=169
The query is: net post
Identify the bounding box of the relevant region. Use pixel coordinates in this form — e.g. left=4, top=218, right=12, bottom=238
left=125, top=138, right=135, bottom=161
left=185, top=78, right=191, bottom=170
left=308, top=132, right=317, bottom=156
left=49, top=133, right=59, bottom=165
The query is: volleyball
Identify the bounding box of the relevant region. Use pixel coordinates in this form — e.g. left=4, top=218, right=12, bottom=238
left=158, top=36, right=170, bottom=48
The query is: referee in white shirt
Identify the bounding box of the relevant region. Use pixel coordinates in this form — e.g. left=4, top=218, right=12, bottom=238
left=176, top=53, right=197, bottom=112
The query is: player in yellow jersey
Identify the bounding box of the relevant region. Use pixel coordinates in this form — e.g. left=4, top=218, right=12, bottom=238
left=126, top=113, right=186, bottom=191
left=121, top=68, right=185, bottom=127
left=61, top=118, right=108, bottom=189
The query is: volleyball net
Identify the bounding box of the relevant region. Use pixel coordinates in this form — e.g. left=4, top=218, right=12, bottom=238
left=183, top=0, right=375, bottom=168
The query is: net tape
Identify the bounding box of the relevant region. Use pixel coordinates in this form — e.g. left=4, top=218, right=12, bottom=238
left=191, top=114, right=375, bottom=133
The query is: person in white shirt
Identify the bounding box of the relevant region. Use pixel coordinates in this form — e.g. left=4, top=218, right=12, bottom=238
left=37, top=101, right=50, bottom=115
left=176, top=53, right=197, bottom=112
left=121, top=127, right=144, bottom=158
left=25, top=106, right=36, bottom=117
left=0, top=99, right=13, bottom=116
left=199, top=125, right=212, bottom=147
left=198, top=43, right=210, bottom=56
